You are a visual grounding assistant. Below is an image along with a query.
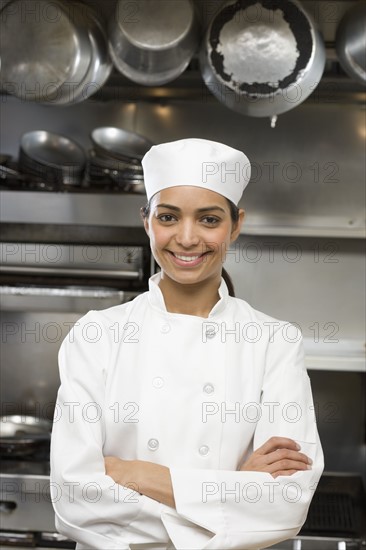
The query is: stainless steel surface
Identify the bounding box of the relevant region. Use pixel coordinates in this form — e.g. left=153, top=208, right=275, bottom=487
left=225, top=235, right=366, bottom=357
left=0, top=191, right=149, bottom=227
left=0, top=474, right=56, bottom=532
left=0, top=242, right=144, bottom=274
left=336, top=2, right=366, bottom=86
left=0, top=242, right=146, bottom=420
left=0, top=0, right=92, bottom=104
left=0, top=286, right=134, bottom=312
left=0, top=91, right=360, bottom=238
left=2, top=77, right=366, bottom=243
left=0, top=309, right=88, bottom=420
left=0, top=266, right=141, bottom=279
left=108, top=0, right=200, bottom=85
left=1, top=89, right=363, bottom=237
left=266, top=536, right=364, bottom=549
left=0, top=531, right=35, bottom=545
left=200, top=0, right=326, bottom=118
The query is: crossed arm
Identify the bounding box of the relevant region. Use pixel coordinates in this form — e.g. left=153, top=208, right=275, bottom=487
left=104, top=436, right=313, bottom=509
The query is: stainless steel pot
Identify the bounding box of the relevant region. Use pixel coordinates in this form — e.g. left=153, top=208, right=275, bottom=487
left=0, top=0, right=91, bottom=104
left=0, top=0, right=112, bottom=104
left=108, top=0, right=200, bottom=85
left=54, top=1, right=113, bottom=105
left=336, top=1, right=366, bottom=86
left=200, top=0, right=326, bottom=120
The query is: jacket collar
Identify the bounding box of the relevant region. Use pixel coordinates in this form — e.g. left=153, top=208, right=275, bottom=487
left=147, top=271, right=229, bottom=318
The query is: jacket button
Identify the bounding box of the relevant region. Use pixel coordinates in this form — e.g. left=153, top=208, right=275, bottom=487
left=147, top=438, right=159, bottom=451
left=152, top=377, right=164, bottom=389
left=161, top=324, right=171, bottom=334
left=199, top=445, right=209, bottom=456
left=203, top=383, right=214, bottom=394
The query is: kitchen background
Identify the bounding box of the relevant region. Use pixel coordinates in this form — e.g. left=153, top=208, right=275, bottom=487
left=0, top=0, right=365, bottom=548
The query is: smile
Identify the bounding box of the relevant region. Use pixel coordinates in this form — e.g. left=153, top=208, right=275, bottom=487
left=168, top=250, right=211, bottom=267
left=174, top=253, right=203, bottom=262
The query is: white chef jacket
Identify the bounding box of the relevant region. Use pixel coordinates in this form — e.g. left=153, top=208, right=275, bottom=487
left=50, top=272, right=324, bottom=550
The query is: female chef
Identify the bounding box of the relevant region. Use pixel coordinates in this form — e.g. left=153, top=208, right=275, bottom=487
left=50, top=138, right=324, bottom=550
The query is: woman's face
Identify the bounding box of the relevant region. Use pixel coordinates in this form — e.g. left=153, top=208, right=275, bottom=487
left=143, top=186, right=244, bottom=286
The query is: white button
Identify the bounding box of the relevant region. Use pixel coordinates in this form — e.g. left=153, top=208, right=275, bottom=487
left=147, top=438, right=159, bottom=451
left=161, top=324, right=171, bottom=334
left=205, top=329, right=216, bottom=339
left=152, top=377, right=164, bottom=389
left=203, top=383, right=214, bottom=394
left=199, top=445, right=209, bottom=456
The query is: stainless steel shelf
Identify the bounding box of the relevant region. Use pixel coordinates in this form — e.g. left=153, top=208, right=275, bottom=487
left=1, top=191, right=365, bottom=239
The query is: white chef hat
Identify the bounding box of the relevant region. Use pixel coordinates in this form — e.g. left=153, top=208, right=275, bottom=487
left=141, top=138, right=251, bottom=205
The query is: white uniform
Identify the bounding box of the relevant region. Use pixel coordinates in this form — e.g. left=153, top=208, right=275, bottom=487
left=50, top=272, right=324, bottom=550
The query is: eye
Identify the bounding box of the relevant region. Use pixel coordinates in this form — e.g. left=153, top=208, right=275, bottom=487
left=201, top=216, right=220, bottom=225
left=157, top=214, right=177, bottom=223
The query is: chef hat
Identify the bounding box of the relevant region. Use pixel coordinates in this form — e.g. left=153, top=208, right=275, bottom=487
left=142, top=138, right=251, bottom=205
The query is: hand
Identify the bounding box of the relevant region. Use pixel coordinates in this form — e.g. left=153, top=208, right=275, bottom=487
left=239, top=436, right=312, bottom=478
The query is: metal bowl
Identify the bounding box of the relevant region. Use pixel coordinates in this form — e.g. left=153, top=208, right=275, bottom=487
left=108, top=0, right=200, bottom=86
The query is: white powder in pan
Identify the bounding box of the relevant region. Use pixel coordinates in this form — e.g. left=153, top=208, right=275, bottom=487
left=216, top=5, right=299, bottom=88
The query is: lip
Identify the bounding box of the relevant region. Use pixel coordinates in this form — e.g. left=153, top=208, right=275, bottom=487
left=167, top=250, right=210, bottom=268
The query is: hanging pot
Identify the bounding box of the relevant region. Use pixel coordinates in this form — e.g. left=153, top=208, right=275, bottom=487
left=0, top=0, right=112, bottom=105
left=336, top=2, right=366, bottom=86
left=108, top=0, right=200, bottom=86
left=0, top=0, right=91, bottom=103
left=200, top=0, right=326, bottom=121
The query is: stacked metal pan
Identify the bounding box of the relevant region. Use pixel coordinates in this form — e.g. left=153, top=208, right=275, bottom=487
left=86, top=127, right=153, bottom=193
left=19, top=131, right=86, bottom=187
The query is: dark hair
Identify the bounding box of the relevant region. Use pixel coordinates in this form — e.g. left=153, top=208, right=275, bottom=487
left=141, top=197, right=239, bottom=297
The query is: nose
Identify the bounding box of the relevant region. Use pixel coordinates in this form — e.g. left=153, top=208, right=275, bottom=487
left=175, top=219, right=200, bottom=248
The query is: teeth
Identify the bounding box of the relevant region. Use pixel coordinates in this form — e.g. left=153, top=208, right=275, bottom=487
left=174, top=253, right=201, bottom=262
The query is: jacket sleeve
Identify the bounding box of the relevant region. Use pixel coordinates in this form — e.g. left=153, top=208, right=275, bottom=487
left=162, top=326, right=324, bottom=550
left=50, top=311, right=169, bottom=550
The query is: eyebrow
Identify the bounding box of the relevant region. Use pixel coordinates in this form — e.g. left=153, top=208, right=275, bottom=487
left=155, top=203, right=226, bottom=213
